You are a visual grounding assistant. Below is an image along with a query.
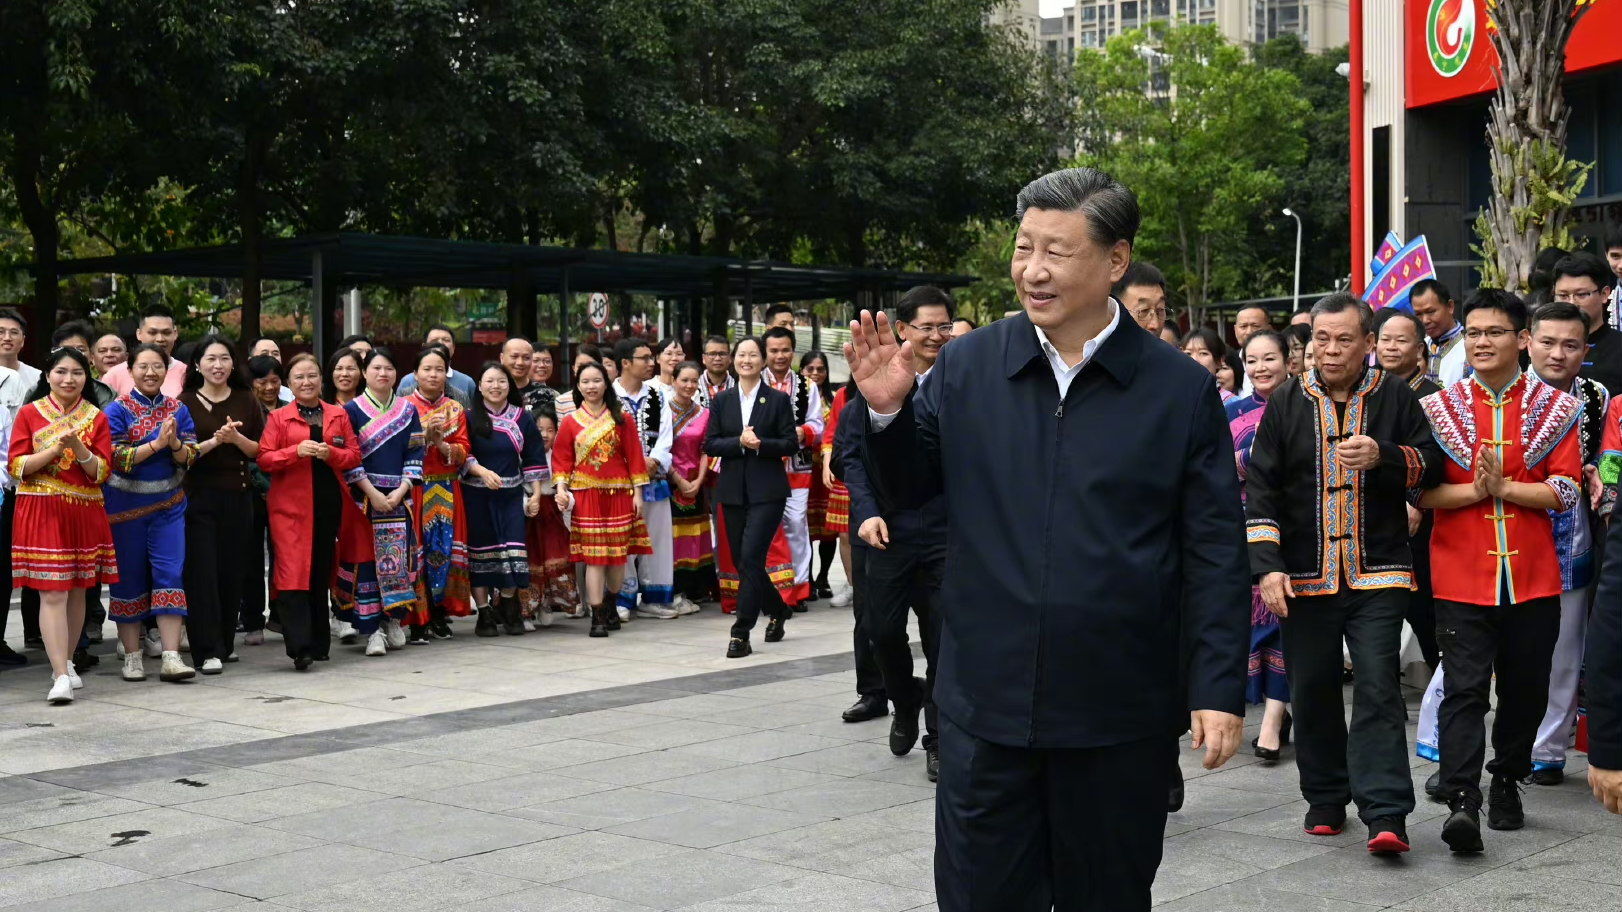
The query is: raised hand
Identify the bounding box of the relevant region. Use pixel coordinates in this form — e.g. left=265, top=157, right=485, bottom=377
left=424, top=415, right=446, bottom=446
left=157, top=417, right=179, bottom=449
left=844, top=310, right=916, bottom=416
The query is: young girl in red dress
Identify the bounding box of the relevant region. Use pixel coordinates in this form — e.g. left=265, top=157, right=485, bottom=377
left=7, top=348, right=118, bottom=704
left=551, top=361, right=649, bottom=637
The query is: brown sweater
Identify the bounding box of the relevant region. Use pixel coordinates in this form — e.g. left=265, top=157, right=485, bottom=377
left=181, top=388, right=266, bottom=491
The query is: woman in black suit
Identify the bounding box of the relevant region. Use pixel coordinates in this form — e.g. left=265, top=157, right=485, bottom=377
left=704, top=336, right=801, bottom=658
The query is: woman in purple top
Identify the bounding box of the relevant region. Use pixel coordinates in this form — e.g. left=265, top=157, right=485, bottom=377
left=1227, top=330, right=1292, bottom=762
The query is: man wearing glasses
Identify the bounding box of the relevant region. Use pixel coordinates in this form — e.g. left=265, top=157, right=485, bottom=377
left=1112, top=261, right=1170, bottom=340
left=1551, top=252, right=1622, bottom=396
left=696, top=335, right=734, bottom=409
left=612, top=339, right=677, bottom=620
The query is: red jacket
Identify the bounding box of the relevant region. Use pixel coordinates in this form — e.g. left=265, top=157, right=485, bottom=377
left=257, top=401, right=372, bottom=593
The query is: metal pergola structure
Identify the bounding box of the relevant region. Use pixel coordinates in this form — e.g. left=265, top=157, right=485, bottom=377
left=51, top=233, right=978, bottom=361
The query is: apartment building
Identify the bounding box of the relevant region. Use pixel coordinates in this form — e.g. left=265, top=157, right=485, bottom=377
left=1041, top=0, right=1348, bottom=62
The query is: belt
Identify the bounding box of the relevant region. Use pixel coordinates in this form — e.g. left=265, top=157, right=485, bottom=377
left=107, top=471, right=184, bottom=494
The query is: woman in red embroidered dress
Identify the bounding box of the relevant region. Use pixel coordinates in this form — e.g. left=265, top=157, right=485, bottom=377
left=406, top=345, right=472, bottom=642
left=819, top=380, right=855, bottom=607
left=551, top=361, right=648, bottom=637
left=7, top=348, right=118, bottom=704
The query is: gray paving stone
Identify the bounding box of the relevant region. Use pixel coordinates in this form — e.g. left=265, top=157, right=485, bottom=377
left=346, top=758, right=520, bottom=796
left=451, top=886, right=660, bottom=912
left=171, top=733, right=347, bottom=768
left=420, top=772, right=615, bottom=812
left=548, top=748, right=742, bottom=787
left=351, top=813, right=576, bottom=861
left=0, top=835, right=66, bottom=869
left=454, top=831, right=689, bottom=884
left=93, top=765, right=299, bottom=805
left=1162, top=827, right=1342, bottom=871
left=1214, top=800, right=1371, bottom=848
left=743, top=778, right=937, bottom=819
left=502, top=710, right=671, bottom=740
left=768, top=742, right=921, bottom=778
left=1506, top=832, right=1622, bottom=885
left=695, top=700, right=836, bottom=730
left=248, top=746, right=440, bottom=787
left=273, top=861, right=534, bottom=911
left=511, top=786, right=719, bottom=830
left=1395, top=868, right=1622, bottom=911
left=0, top=791, right=150, bottom=835
left=479, top=738, right=651, bottom=771
left=389, top=726, right=562, bottom=758
left=177, top=781, right=384, bottom=823
left=0, top=857, right=152, bottom=907
left=717, top=817, right=934, bottom=870
left=1403, top=815, right=1587, bottom=867
left=0, top=776, right=77, bottom=805
left=771, top=715, right=891, bottom=742
left=179, top=842, right=424, bottom=899
left=644, top=763, right=848, bottom=801
left=6, top=804, right=237, bottom=854
left=1152, top=841, right=1267, bottom=904
left=263, top=795, right=516, bottom=842
left=849, top=798, right=936, bottom=835
left=629, top=693, right=774, bottom=719
left=840, top=845, right=936, bottom=893
left=1248, top=842, right=1482, bottom=907
left=605, top=802, right=830, bottom=849
left=555, top=848, right=802, bottom=908
left=83, top=822, right=325, bottom=876
left=0, top=876, right=254, bottom=912
left=1169, top=783, right=1299, bottom=829
left=1151, top=882, right=1388, bottom=911
left=674, top=729, right=851, bottom=764
left=583, top=719, right=758, bottom=750
left=679, top=871, right=935, bottom=911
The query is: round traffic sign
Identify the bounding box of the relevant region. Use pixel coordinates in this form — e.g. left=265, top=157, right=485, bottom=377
left=588, top=293, right=610, bottom=329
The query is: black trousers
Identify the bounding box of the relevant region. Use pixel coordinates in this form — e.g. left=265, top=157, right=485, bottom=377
left=864, top=536, right=942, bottom=749
left=1408, top=554, right=1440, bottom=670
left=935, top=718, right=1170, bottom=912
left=279, top=475, right=341, bottom=662
left=850, top=546, right=887, bottom=701
left=1281, top=586, right=1415, bottom=822
left=1436, top=594, right=1561, bottom=800
left=183, top=489, right=252, bottom=664
left=241, top=493, right=273, bottom=632
left=723, top=499, right=789, bottom=639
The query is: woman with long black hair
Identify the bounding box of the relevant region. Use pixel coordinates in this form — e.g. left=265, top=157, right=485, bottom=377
left=799, top=351, right=839, bottom=600
left=461, top=361, right=546, bottom=636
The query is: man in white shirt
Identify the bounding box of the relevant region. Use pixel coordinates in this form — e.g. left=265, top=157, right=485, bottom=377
left=102, top=304, right=187, bottom=397
left=613, top=338, right=679, bottom=620
left=0, top=308, right=40, bottom=412
left=763, top=326, right=824, bottom=611
left=0, top=307, right=35, bottom=666
left=1411, top=280, right=1467, bottom=386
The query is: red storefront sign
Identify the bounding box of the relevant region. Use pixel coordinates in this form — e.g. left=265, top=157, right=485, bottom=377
left=1406, top=0, right=1622, bottom=109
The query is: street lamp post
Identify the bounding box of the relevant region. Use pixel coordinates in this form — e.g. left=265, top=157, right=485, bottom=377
left=1282, top=208, right=1303, bottom=317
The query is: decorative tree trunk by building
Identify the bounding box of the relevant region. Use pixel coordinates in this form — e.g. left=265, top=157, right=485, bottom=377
left=1472, top=0, right=1593, bottom=292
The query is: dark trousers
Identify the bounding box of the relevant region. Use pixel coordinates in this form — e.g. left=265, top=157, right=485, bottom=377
left=1436, top=594, right=1561, bottom=800
left=935, top=718, right=1169, bottom=912
left=864, top=537, right=942, bottom=749
left=1408, top=555, right=1440, bottom=670
left=1281, top=586, right=1414, bottom=822
left=279, top=480, right=340, bottom=662
left=241, top=493, right=273, bottom=632
left=723, top=499, right=789, bottom=639
left=183, top=489, right=252, bottom=663
left=850, top=546, right=887, bottom=701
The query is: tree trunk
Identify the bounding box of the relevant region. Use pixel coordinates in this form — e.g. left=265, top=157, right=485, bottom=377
left=10, top=140, right=58, bottom=357
left=239, top=137, right=265, bottom=343
left=1480, top=0, right=1588, bottom=293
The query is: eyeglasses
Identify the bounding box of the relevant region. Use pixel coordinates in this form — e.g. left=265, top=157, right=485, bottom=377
left=1463, top=328, right=1517, bottom=341
left=1131, top=307, right=1169, bottom=321
left=902, top=324, right=953, bottom=338
left=632, top=354, right=656, bottom=363
left=1553, top=288, right=1605, bottom=303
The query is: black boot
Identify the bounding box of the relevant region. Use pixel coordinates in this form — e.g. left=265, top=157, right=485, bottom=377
left=501, top=594, right=526, bottom=636
left=474, top=601, right=500, bottom=637
left=605, top=600, right=622, bottom=631
left=589, top=600, right=609, bottom=638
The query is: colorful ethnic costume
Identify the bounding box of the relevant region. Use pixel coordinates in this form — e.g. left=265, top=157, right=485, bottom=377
left=1225, top=390, right=1286, bottom=706
left=1421, top=371, right=1582, bottom=805
left=7, top=395, right=119, bottom=589
left=764, top=366, right=821, bottom=604
left=335, top=391, right=425, bottom=635
left=521, top=442, right=581, bottom=616
left=259, top=401, right=369, bottom=662
left=103, top=391, right=199, bottom=624
left=614, top=379, right=675, bottom=612
left=819, top=386, right=851, bottom=536
left=407, top=391, right=472, bottom=620
left=463, top=402, right=546, bottom=590
left=553, top=403, right=651, bottom=565
left=669, top=398, right=718, bottom=601
left=1245, top=365, right=1441, bottom=826
left=806, top=390, right=837, bottom=541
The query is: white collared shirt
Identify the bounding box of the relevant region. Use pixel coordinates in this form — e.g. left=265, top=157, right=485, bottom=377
left=737, top=379, right=763, bottom=429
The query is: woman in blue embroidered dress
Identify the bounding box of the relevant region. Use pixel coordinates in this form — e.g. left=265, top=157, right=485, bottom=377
left=334, top=347, right=425, bottom=658
left=104, top=344, right=202, bottom=685
left=462, top=362, right=547, bottom=637
left=1227, top=330, right=1292, bottom=762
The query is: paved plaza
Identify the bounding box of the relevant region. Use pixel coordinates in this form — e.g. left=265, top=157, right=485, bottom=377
left=2, top=591, right=1619, bottom=911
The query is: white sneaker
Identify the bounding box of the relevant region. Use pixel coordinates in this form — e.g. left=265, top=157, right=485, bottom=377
left=522, top=619, right=536, bottom=632
left=539, top=608, right=555, bottom=628
left=636, top=604, right=679, bottom=619
left=329, top=617, right=342, bottom=637
left=160, top=651, right=195, bottom=682
left=178, top=627, right=190, bottom=652
left=47, top=675, right=74, bottom=704
left=66, top=662, right=84, bottom=690
left=383, top=618, right=407, bottom=650
left=337, top=621, right=358, bottom=644
left=122, top=653, right=146, bottom=682
left=616, top=605, right=631, bottom=622
left=116, top=638, right=126, bottom=658
left=365, top=631, right=388, bottom=656
left=675, top=596, right=701, bottom=616
left=200, top=657, right=224, bottom=675
left=143, top=628, right=163, bottom=657
left=830, top=587, right=854, bottom=608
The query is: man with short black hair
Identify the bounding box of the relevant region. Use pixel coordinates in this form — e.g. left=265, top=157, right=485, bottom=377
left=1412, top=279, right=1467, bottom=387
left=950, top=317, right=976, bottom=339
left=697, top=335, right=734, bottom=409
left=0, top=307, right=36, bottom=665
left=1551, top=252, right=1622, bottom=395
left=1603, top=230, right=1622, bottom=332
left=103, top=304, right=187, bottom=396
left=763, top=304, right=796, bottom=331
left=397, top=325, right=475, bottom=402
left=613, top=338, right=678, bottom=620
left=1112, top=261, right=1168, bottom=338
left=0, top=307, right=38, bottom=416
left=764, top=326, right=823, bottom=610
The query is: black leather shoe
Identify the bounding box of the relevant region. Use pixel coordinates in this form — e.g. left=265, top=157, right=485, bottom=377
left=475, top=605, right=500, bottom=637
left=293, top=656, right=312, bottom=672
left=1530, top=768, right=1563, bottom=786
left=605, top=605, right=622, bottom=631
left=926, top=748, right=939, bottom=783
left=793, top=600, right=809, bottom=614
left=727, top=637, right=752, bottom=659
left=73, top=648, right=99, bottom=669
left=815, top=583, right=834, bottom=600
left=1425, top=770, right=1443, bottom=800
left=889, top=704, right=921, bottom=756
left=764, top=617, right=785, bottom=642
left=1168, top=762, right=1185, bottom=813
left=1442, top=791, right=1484, bottom=852
left=0, top=644, right=26, bottom=666
left=842, top=695, right=889, bottom=723
left=1487, top=776, right=1524, bottom=830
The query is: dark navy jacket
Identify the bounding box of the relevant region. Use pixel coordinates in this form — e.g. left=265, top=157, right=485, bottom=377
left=838, top=384, right=947, bottom=556
left=863, top=310, right=1250, bottom=749
left=1586, top=513, right=1622, bottom=770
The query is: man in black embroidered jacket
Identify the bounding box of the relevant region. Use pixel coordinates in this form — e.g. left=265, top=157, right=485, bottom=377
left=1245, top=293, right=1443, bottom=854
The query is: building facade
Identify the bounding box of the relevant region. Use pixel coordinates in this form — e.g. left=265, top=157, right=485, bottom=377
left=993, top=0, right=1045, bottom=50
left=1042, top=0, right=1348, bottom=62
left=1360, top=0, right=1622, bottom=292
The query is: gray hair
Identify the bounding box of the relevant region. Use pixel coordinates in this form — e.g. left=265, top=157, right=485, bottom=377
left=1014, top=167, right=1141, bottom=248
left=1309, top=292, right=1373, bottom=336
